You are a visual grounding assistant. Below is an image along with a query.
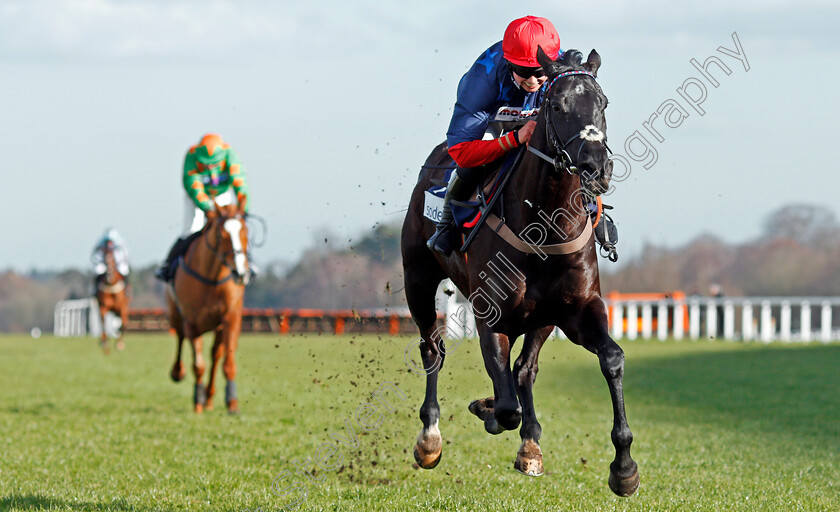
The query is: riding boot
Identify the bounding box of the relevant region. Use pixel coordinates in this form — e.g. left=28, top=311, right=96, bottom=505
left=154, top=236, right=190, bottom=282
left=427, top=170, right=471, bottom=256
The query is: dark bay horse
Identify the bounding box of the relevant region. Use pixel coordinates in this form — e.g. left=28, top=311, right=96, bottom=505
left=95, top=243, right=130, bottom=354
left=167, top=201, right=251, bottom=414
left=401, top=48, right=639, bottom=496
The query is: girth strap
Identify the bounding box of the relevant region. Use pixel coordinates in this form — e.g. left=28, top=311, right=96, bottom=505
left=485, top=215, right=593, bottom=255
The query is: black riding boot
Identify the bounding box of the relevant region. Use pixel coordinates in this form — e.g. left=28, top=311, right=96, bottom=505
left=427, top=171, right=471, bottom=256
left=154, top=236, right=193, bottom=282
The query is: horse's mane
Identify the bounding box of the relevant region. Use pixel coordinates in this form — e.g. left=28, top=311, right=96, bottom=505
left=557, top=49, right=585, bottom=71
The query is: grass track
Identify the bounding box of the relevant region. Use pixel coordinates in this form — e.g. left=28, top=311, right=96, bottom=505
left=1, top=333, right=839, bottom=511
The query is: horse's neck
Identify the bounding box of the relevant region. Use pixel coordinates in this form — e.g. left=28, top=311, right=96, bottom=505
left=506, top=123, right=587, bottom=243
left=104, top=252, right=119, bottom=283
left=188, top=229, right=227, bottom=279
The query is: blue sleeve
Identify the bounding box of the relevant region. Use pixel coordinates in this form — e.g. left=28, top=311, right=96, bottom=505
left=446, top=44, right=505, bottom=148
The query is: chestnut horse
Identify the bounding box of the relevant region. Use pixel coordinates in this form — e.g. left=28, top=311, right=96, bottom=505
left=95, top=243, right=130, bottom=354
left=167, top=201, right=251, bottom=414
left=400, top=49, right=639, bottom=495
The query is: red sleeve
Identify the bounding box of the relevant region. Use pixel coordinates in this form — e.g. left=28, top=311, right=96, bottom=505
left=448, top=132, right=519, bottom=168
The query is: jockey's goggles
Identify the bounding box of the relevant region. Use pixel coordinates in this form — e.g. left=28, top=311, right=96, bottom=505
left=509, top=63, right=545, bottom=79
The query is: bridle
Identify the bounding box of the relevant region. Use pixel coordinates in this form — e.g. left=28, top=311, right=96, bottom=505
left=528, top=69, right=612, bottom=181
left=179, top=213, right=250, bottom=286
left=204, top=213, right=250, bottom=285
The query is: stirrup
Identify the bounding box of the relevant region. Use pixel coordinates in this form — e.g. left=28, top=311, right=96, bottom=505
left=427, top=222, right=455, bottom=256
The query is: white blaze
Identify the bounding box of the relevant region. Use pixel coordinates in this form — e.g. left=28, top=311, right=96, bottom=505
left=223, top=219, right=248, bottom=278
left=580, top=124, right=605, bottom=142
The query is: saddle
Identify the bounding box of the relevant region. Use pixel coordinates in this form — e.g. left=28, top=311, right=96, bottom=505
left=422, top=143, right=525, bottom=252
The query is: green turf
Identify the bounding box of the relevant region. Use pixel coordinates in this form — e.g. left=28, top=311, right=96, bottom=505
left=1, top=333, right=838, bottom=511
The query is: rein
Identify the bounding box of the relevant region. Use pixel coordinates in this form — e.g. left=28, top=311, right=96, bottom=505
left=178, top=255, right=234, bottom=286
left=178, top=215, right=248, bottom=286
left=483, top=67, right=607, bottom=256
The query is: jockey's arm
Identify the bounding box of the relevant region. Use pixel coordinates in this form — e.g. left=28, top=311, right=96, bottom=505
left=226, top=148, right=250, bottom=212
left=446, top=70, right=536, bottom=168
left=183, top=152, right=214, bottom=212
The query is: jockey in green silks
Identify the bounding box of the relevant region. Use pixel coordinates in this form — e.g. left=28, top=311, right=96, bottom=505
left=155, top=133, right=251, bottom=282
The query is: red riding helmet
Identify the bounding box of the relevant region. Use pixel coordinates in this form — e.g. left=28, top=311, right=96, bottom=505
left=503, top=16, right=561, bottom=67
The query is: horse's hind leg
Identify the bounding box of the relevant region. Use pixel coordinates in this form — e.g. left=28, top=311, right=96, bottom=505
left=404, top=260, right=446, bottom=469
left=477, top=325, right=521, bottom=432
left=566, top=298, right=640, bottom=496
left=205, top=330, right=225, bottom=411
left=512, top=326, right=553, bottom=476
left=169, top=308, right=187, bottom=382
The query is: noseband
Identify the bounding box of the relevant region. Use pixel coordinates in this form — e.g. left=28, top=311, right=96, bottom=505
left=528, top=70, right=612, bottom=177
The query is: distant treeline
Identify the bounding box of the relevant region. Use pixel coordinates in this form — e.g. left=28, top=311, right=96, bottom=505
left=2, top=204, right=839, bottom=332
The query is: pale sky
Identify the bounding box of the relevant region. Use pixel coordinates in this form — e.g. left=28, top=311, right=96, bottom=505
left=2, top=0, right=838, bottom=271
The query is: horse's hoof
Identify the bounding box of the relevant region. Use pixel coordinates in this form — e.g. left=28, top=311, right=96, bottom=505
left=116, top=340, right=125, bottom=351
left=227, top=399, right=240, bottom=414
left=413, top=445, right=441, bottom=469
left=205, top=399, right=214, bottom=412
left=414, top=423, right=442, bottom=469
left=608, top=467, right=640, bottom=497
left=514, top=439, right=544, bottom=477
left=170, top=368, right=185, bottom=382
left=194, top=404, right=204, bottom=414
left=484, top=418, right=505, bottom=435
left=468, top=397, right=495, bottom=418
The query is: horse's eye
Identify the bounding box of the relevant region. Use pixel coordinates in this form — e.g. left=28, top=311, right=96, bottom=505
left=552, top=104, right=561, bottom=112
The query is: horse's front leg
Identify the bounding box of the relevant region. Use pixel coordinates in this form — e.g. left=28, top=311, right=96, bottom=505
left=98, top=304, right=110, bottom=354
left=512, top=326, right=553, bottom=476
left=116, top=301, right=128, bottom=351
left=567, top=298, right=640, bottom=496
left=413, top=323, right=445, bottom=469
left=219, top=311, right=242, bottom=414
left=186, top=327, right=207, bottom=414
left=204, top=330, right=225, bottom=411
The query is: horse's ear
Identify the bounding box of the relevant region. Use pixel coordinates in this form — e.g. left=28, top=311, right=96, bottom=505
left=584, top=49, right=601, bottom=78
left=536, top=45, right=554, bottom=71
left=537, top=45, right=562, bottom=79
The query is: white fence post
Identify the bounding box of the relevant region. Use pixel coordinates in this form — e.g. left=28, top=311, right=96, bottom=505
left=612, top=302, right=624, bottom=339
left=742, top=301, right=753, bottom=341
left=657, top=301, right=668, bottom=341
left=821, top=301, right=832, bottom=342
left=706, top=300, right=717, bottom=339
left=626, top=302, right=638, bottom=340
left=689, top=301, right=701, bottom=340
left=673, top=300, right=684, bottom=340
left=780, top=301, right=791, bottom=342
left=723, top=301, right=735, bottom=340
left=801, top=301, right=812, bottom=342
left=760, top=301, right=773, bottom=343
left=641, top=303, right=653, bottom=339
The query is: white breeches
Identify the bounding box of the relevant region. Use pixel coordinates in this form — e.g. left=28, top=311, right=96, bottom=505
left=183, top=188, right=235, bottom=235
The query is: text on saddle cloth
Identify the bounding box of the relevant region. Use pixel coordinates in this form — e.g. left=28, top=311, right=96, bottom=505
left=422, top=147, right=523, bottom=228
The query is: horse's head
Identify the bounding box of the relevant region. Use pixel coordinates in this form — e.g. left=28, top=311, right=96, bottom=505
left=205, top=199, right=251, bottom=285
left=537, top=47, right=611, bottom=195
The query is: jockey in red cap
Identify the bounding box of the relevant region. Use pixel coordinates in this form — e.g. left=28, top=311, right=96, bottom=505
left=427, top=16, right=562, bottom=255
